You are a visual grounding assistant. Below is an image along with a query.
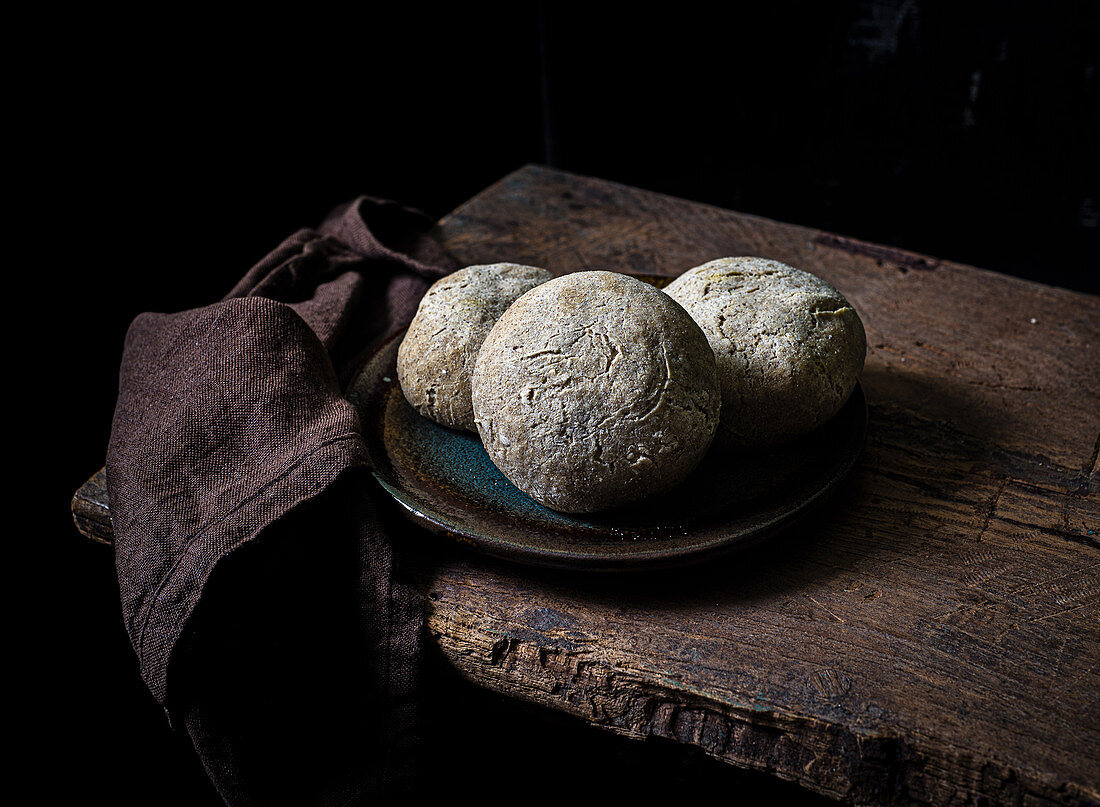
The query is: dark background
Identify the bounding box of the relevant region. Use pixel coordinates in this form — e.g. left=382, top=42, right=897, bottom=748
left=43, top=2, right=1096, bottom=804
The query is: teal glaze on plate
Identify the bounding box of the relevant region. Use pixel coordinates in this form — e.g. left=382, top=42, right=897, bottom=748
left=349, top=328, right=868, bottom=571
left=389, top=414, right=618, bottom=530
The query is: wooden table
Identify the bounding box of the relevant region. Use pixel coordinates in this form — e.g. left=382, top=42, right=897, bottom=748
left=73, top=165, right=1099, bottom=805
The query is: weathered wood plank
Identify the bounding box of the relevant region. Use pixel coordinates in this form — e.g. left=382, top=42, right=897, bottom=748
left=419, top=407, right=1097, bottom=804
left=433, top=166, right=1100, bottom=805
left=73, top=165, right=1100, bottom=805
left=71, top=467, right=113, bottom=546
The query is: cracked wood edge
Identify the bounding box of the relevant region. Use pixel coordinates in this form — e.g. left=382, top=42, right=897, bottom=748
left=72, top=467, right=112, bottom=546
left=422, top=568, right=1096, bottom=807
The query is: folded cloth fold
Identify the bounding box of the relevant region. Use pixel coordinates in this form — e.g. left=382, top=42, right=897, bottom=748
left=106, top=197, right=454, bottom=802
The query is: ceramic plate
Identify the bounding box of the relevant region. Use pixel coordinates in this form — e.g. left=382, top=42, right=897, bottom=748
left=348, top=329, right=867, bottom=571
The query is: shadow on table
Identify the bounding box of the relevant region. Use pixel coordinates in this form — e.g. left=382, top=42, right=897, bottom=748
left=409, top=360, right=1022, bottom=613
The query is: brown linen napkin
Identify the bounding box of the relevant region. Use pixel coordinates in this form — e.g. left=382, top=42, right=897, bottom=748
left=106, top=197, right=454, bottom=802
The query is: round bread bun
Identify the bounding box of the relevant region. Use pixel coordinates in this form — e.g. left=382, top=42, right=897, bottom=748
left=471, top=270, right=720, bottom=513
left=397, top=263, right=553, bottom=432
left=664, top=256, right=866, bottom=448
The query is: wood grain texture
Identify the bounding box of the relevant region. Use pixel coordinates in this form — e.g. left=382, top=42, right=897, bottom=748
left=73, top=165, right=1099, bottom=805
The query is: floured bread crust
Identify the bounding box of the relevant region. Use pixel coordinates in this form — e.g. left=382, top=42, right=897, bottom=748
left=397, top=263, right=553, bottom=432
left=665, top=257, right=866, bottom=447
left=472, top=271, right=720, bottom=513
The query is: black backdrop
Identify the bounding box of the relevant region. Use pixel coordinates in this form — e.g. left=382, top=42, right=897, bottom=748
left=46, top=2, right=1096, bottom=804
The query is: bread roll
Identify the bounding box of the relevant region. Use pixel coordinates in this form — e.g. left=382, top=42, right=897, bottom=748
left=472, top=271, right=720, bottom=513
left=397, top=263, right=553, bottom=431
left=665, top=257, right=865, bottom=447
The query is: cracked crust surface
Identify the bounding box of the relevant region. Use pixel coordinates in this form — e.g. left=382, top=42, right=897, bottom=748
left=665, top=257, right=866, bottom=447
left=471, top=271, right=720, bottom=513
left=397, top=263, right=553, bottom=431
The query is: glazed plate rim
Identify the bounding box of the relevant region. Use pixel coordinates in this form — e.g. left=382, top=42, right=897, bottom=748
left=349, top=327, right=867, bottom=572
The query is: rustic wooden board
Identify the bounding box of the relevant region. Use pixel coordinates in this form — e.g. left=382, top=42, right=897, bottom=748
left=73, top=165, right=1099, bottom=805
